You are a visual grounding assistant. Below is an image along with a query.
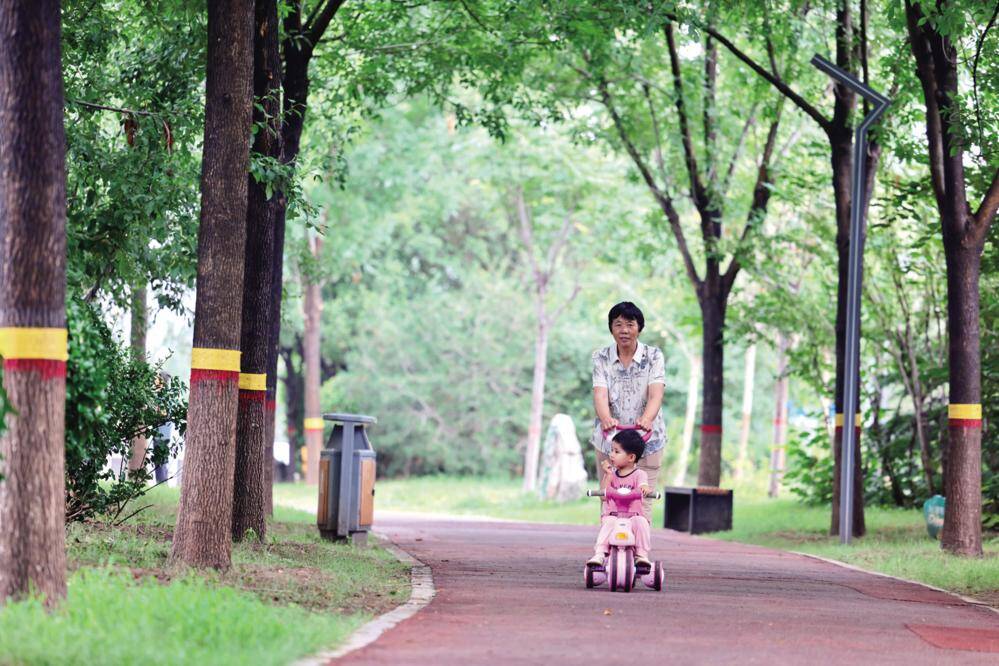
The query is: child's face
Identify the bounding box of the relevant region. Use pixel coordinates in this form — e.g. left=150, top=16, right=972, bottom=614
left=609, top=442, right=637, bottom=470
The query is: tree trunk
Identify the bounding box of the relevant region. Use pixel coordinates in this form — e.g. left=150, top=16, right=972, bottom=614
left=263, top=193, right=285, bottom=513
left=281, top=338, right=306, bottom=476
left=734, top=343, right=756, bottom=482
left=231, top=0, right=281, bottom=542
left=172, top=0, right=254, bottom=570
left=941, top=242, right=983, bottom=556
left=261, top=2, right=333, bottom=503
left=673, top=352, right=700, bottom=486
left=697, top=295, right=726, bottom=486
left=902, top=0, right=991, bottom=557
left=0, top=0, right=68, bottom=605
left=128, top=280, right=148, bottom=473
left=768, top=334, right=789, bottom=498
left=523, top=322, right=549, bottom=491
left=302, top=236, right=323, bottom=485
left=908, top=358, right=934, bottom=496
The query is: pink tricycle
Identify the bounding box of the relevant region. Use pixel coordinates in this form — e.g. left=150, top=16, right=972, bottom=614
left=583, top=486, right=665, bottom=592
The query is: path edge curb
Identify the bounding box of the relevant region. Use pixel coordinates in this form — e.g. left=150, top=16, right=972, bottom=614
left=791, top=550, right=998, bottom=615
left=292, top=533, right=437, bottom=665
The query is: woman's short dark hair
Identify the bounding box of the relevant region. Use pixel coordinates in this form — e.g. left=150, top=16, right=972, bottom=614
left=607, top=301, right=645, bottom=333
left=612, top=429, right=646, bottom=461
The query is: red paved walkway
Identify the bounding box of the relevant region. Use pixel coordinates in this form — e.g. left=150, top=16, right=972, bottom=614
left=335, top=513, right=999, bottom=665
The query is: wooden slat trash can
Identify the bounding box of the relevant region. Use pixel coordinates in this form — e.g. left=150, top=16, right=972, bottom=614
left=317, top=413, right=377, bottom=546
left=663, top=486, right=733, bottom=534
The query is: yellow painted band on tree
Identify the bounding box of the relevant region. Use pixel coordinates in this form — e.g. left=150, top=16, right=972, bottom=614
left=834, top=413, right=862, bottom=427
left=304, top=417, right=325, bottom=431
left=0, top=327, right=68, bottom=360
left=948, top=404, right=982, bottom=420
left=190, top=347, right=241, bottom=372
left=237, top=373, right=267, bottom=391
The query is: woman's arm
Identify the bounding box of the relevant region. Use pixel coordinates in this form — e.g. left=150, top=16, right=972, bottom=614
left=593, top=387, right=618, bottom=431
left=636, top=383, right=664, bottom=431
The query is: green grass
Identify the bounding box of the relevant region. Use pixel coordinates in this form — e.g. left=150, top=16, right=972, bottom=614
left=0, top=569, right=364, bottom=666
left=274, top=476, right=665, bottom=526
left=275, top=476, right=999, bottom=605
left=713, top=491, right=999, bottom=604
left=1, top=485, right=410, bottom=666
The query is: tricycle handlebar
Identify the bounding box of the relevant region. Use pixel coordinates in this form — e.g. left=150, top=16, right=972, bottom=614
left=586, top=489, right=662, bottom=500
left=601, top=424, right=653, bottom=443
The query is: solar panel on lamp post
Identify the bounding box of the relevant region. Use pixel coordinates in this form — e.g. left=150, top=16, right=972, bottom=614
left=809, top=54, right=890, bottom=545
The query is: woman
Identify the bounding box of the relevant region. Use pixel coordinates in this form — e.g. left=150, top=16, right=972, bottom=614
left=591, top=301, right=666, bottom=514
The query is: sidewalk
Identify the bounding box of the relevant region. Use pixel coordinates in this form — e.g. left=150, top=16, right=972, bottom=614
left=332, top=512, right=998, bottom=665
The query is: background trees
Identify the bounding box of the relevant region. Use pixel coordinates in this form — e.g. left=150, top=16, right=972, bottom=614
left=2, top=3, right=996, bottom=598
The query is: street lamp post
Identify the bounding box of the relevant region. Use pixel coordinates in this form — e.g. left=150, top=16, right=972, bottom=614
left=810, top=54, right=891, bottom=545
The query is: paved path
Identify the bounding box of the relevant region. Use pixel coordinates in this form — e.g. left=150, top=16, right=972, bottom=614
left=333, top=512, right=998, bottom=665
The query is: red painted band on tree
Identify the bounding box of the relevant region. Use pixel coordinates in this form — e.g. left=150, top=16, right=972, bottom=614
left=2, top=358, right=66, bottom=379
left=190, top=368, right=240, bottom=383
left=238, top=390, right=267, bottom=403
left=948, top=419, right=983, bottom=429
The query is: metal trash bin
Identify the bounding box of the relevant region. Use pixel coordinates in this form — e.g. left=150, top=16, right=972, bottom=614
left=317, top=413, right=376, bottom=546
left=663, top=486, right=733, bottom=534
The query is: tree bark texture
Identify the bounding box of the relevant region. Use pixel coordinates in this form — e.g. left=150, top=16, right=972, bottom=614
left=734, top=343, right=756, bottom=481
left=523, top=326, right=549, bottom=491
left=0, top=0, right=68, bottom=604
left=302, top=237, right=323, bottom=485
left=128, top=280, right=148, bottom=472
left=263, top=191, right=285, bottom=512
left=281, top=337, right=306, bottom=476
left=172, top=0, right=254, bottom=570
left=232, top=0, right=282, bottom=542
left=673, top=352, right=700, bottom=486
left=768, top=335, right=789, bottom=498
left=697, top=295, right=726, bottom=486
left=941, top=244, right=983, bottom=554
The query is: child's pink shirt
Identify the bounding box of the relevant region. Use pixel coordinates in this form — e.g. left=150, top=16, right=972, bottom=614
left=601, top=467, right=650, bottom=521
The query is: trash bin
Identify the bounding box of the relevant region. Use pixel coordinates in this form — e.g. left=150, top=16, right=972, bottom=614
left=317, top=413, right=376, bottom=546
left=663, top=486, right=733, bottom=534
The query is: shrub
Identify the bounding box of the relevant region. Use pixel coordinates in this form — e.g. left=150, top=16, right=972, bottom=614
left=64, top=298, right=187, bottom=522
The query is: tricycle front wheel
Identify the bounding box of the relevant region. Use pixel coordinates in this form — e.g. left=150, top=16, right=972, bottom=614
left=608, top=547, right=633, bottom=592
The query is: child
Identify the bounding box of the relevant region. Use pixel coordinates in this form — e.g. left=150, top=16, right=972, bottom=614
left=587, top=429, right=654, bottom=568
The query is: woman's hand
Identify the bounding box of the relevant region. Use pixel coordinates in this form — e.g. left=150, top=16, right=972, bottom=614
left=635, top=414, right=653, bottom=431
left=600, top=416, right=619, bottom=432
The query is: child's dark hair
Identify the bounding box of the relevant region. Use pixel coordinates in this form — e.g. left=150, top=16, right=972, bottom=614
left=607, top=301, right=645, bottom=332
left=613, top=429, right=646, bottom=461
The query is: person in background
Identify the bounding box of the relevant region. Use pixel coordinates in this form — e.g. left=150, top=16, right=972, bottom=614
left=153, top=371, right=173, bottom=484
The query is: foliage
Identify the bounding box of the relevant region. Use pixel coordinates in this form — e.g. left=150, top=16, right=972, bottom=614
left=302, top=101, right=703, bottom=476
left=64, top=299, right=188, bottom=523
left=61, top=0, right=205, bottom=311
left=981, top=224, right=999, bottom=531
